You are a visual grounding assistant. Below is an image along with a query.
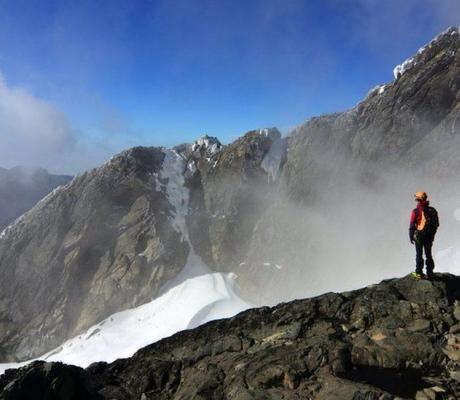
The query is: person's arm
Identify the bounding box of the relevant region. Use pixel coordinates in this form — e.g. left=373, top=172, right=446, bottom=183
left=409, top=209, right=416, bottom=243
left=433, top=208, right=439, bottom=236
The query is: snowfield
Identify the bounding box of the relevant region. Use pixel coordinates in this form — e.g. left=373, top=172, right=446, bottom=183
left=0, top=266, right=251, bottom=374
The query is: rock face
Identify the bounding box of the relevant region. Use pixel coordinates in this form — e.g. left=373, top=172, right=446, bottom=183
left=233, top=27, right=460, bottom=304
left=0, top=148, right=190, bottom=361
left=0, top=166, right=72, bottom=231
left=284, top=27, right=460, bottom=200
left=2, top=28, right=460, bottom=363
left=0, top=131, right=282, bottom=362
left=3, top=274, right=460, bottom=399
left=197, top=129, right=283, bottom=272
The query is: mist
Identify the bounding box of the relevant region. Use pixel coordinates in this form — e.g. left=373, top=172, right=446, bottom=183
left=232, top=129, right=460, bottom=306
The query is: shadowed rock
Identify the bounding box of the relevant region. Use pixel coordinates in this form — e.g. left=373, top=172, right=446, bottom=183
left=3, top=273, right=460, bottom=398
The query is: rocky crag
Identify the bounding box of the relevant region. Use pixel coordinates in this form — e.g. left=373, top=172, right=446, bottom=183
left=0, top=131, right=282, bottom=361
left=1, top=27, right=460, bottom=362
left=3, top=274, right=460, bottom=399
left=0, top=166, right=72, bottom=231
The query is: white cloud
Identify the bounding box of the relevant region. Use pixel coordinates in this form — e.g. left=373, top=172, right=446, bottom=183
left=0, top=72, right=77, bottom=173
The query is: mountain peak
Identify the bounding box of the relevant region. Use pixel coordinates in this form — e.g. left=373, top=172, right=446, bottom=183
left=393, top=26, right=460, bottom=79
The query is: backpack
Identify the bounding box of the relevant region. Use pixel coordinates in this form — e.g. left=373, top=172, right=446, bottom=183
left=415, top=206, right=439, bottom=235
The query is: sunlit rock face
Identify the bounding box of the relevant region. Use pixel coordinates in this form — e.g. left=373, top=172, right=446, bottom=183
left=0, top=147, right=190, bottom=360
left=0, top=130, right=282, bottom=361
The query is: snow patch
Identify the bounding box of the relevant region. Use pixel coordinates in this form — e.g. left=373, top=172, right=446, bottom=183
left=393, top=27, right=460, bottom=79
left=191, top=135, right=222, bottom=156
left=367, top=84, right=386, bottom=97
left=0, top=269, right=252, bottom=374
left=259, top=128, right=270, bottom=136
left=160, top=150, right=189, bottom=240
left=0, top=185, right=66, bottom=240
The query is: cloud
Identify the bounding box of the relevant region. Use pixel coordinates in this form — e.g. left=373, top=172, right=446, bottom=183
left=0, top=72, right=78, bottom=173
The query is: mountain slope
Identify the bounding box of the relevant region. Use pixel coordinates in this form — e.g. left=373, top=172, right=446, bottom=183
left=233, top=27, right=460, bottom=304
left=0, top=132, right=280, bottom=361
left=0, top=166, right=72, bottom=231
left=2, top=274, right=460, bottom=399
left=0, top=259, right=251, bottom=374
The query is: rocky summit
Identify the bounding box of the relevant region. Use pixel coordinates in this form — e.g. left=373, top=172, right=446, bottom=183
left=2, top=273, right=460, bottom=399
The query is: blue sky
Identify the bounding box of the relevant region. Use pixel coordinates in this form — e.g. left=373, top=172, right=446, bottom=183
left=0, top=0, right=459, bottom=173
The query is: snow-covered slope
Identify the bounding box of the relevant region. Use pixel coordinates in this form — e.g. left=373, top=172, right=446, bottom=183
left=0, top=145, right=252, bottom=375
left=0, top=260, right=251, bottom=374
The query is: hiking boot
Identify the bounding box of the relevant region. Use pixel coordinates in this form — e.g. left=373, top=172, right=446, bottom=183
left=411, top=272, right=424, bottom=280
left=426, top=272, right=435, bottom=280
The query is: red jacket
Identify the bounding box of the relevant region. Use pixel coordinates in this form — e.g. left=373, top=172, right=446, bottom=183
left=409, top=201, right=439, bottom=241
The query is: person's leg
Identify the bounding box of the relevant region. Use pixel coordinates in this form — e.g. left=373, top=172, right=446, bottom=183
left=424, top=239, right=435, bottom=277
left=415, top=239, right=424, bottom=275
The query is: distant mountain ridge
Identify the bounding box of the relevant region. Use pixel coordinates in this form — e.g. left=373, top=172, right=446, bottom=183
left=1, top=27, right=460, bottom=364
left=0, top=166, right=72, bottom=231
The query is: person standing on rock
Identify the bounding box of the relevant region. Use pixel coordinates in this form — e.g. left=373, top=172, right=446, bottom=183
left=409, top=191, right=439, bottom=280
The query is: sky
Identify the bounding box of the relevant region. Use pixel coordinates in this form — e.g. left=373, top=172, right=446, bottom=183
left=0, top=0, right=459, bottom=174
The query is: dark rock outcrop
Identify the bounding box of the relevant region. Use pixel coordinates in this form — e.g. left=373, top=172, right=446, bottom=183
left=3, top=274, right=460, bottom=399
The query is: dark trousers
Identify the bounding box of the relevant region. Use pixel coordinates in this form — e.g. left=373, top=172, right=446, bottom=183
left=415, top=234, right=434, bottom=275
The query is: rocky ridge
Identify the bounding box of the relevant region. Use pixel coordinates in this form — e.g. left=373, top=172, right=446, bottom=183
left=0, top=166, right=72, bottom=231
left=3, top=274, right=460, bottom=399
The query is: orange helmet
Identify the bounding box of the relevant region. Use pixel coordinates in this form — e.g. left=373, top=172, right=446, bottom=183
left=414, top=191, right=428, bottom=201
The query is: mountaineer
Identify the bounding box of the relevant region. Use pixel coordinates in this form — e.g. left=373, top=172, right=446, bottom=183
left=409, top=191, right=439, bottom=280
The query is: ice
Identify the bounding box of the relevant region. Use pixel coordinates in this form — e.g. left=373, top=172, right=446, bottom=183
left=160, top=149, right=189, bottom=239
left=261, top=138, right=285, bottom=182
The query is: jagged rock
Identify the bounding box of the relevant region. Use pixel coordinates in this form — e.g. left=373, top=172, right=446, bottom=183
left=2, top=274, right=460, bottom=399
left=197, top=128, right=282, bottom=271
left=0, top=361, right=99, bottom=399
left=0, top=147, right=190, bottom=360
